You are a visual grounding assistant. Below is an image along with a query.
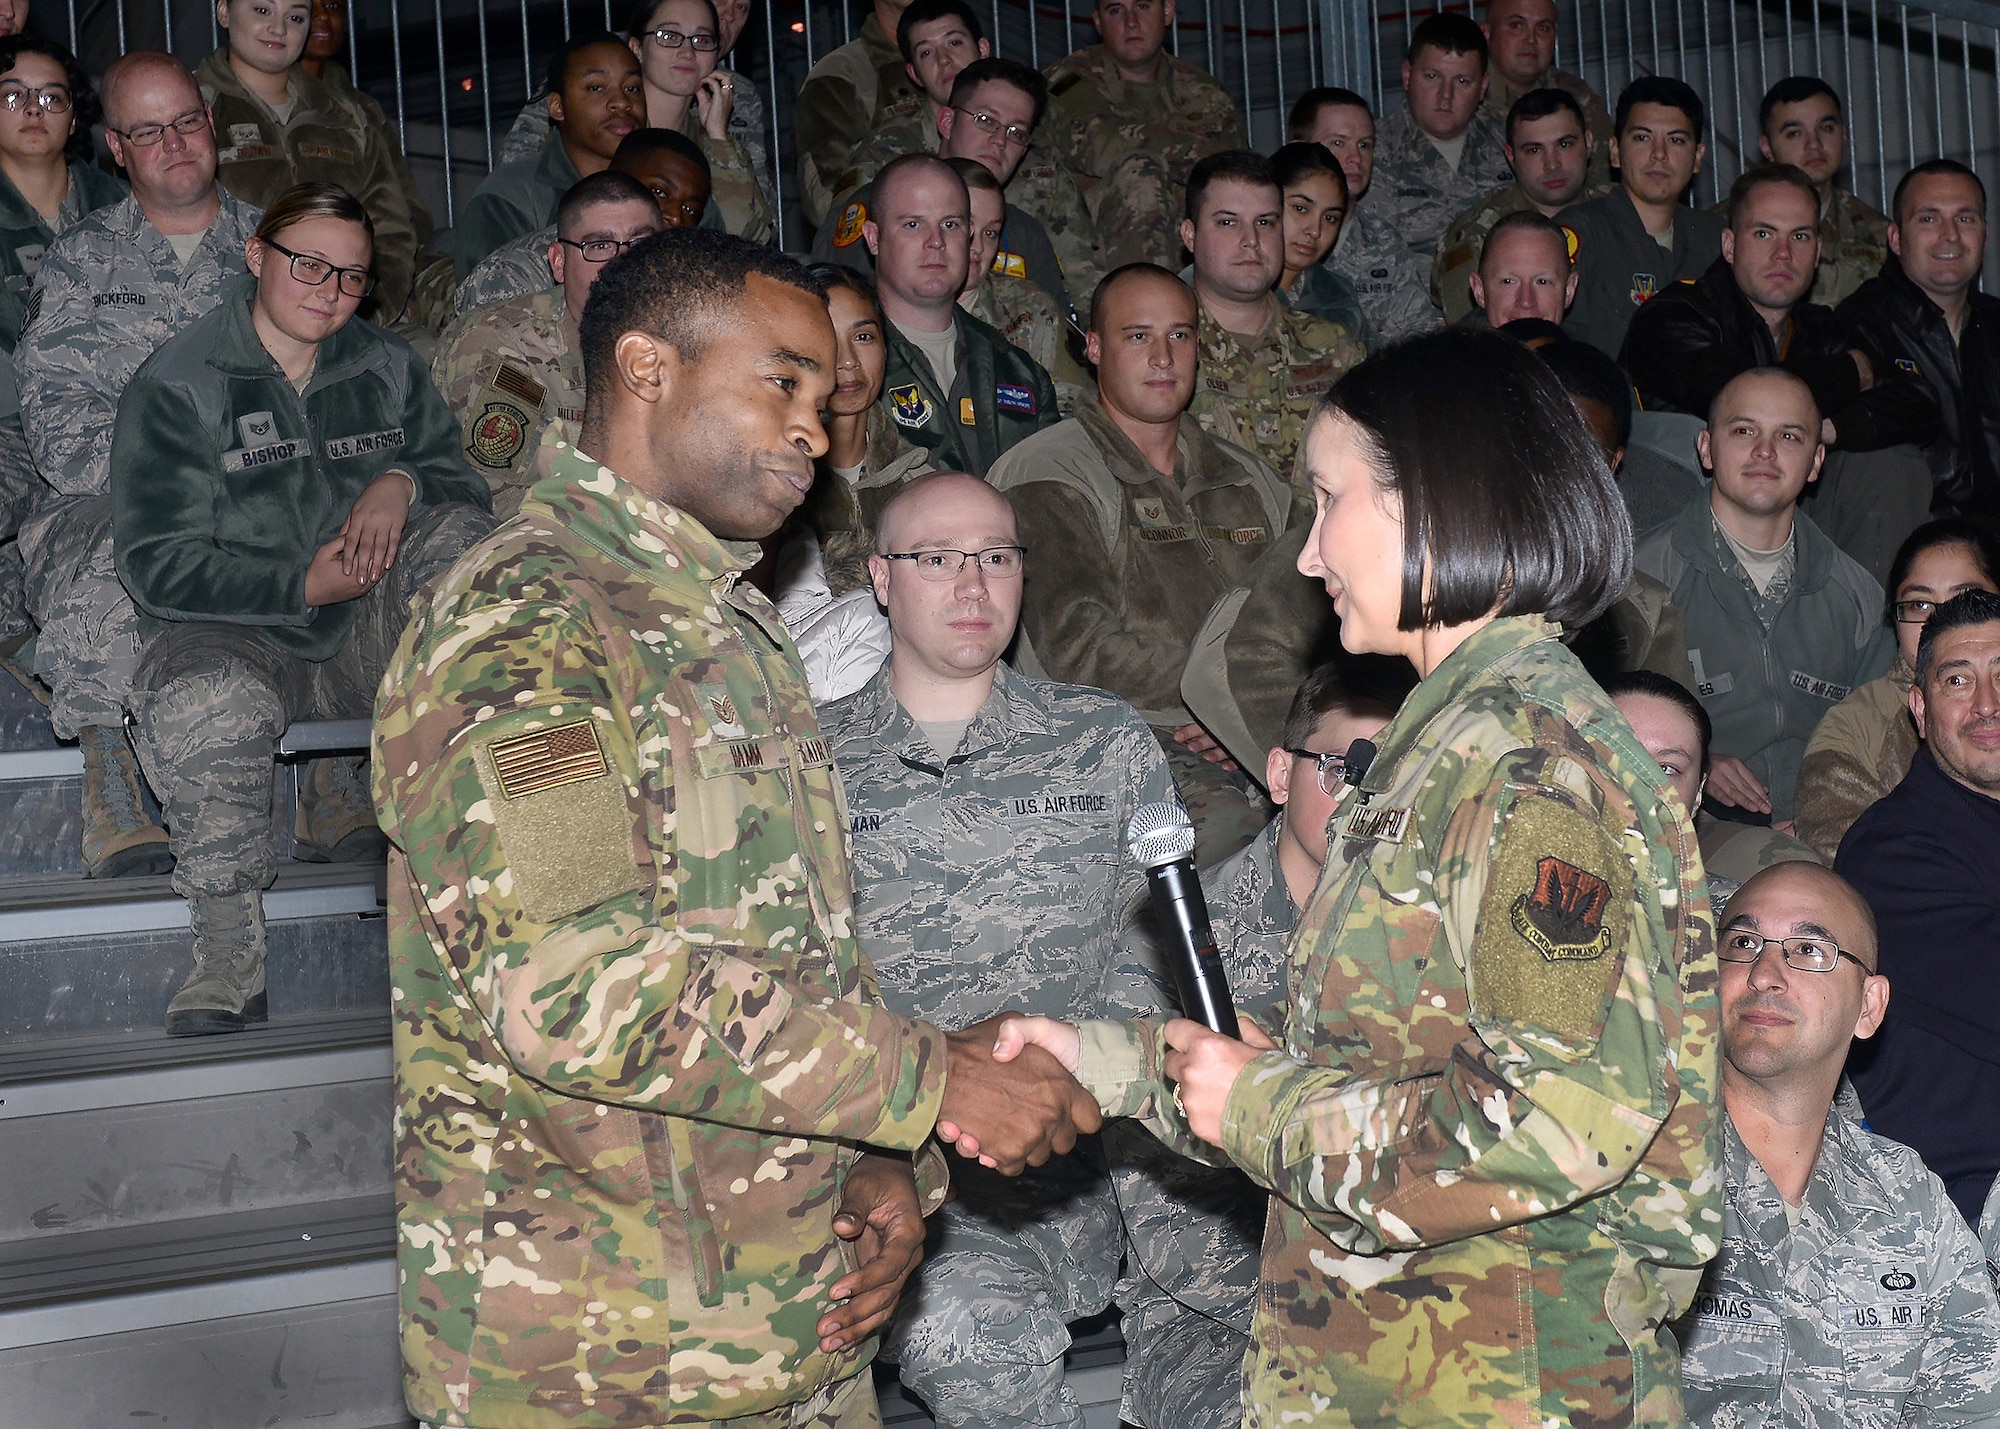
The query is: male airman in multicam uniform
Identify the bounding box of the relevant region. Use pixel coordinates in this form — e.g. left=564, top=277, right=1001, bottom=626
left=1676, top=862, right=2000, bottom=1426
left=821, top=473, right=1177, bottom=1429
left=1477, top=0, right=1613, bottom=187
left=991, top=265, right=1291, bottom=869
left=1370, top=13, right=1516, bottom=259
left=431, top=171, right=659, bottom=514
left=1180, top=152, right=1365, bottom=481
left=16, top=52, right=261, bottom=880
left=1746, top=77, right=1888, bottom=307
left=1102, top=666, right=1406, bottom=1429
left=375, top=230, right=1103, bottom=1429
left=1041, top=0, right=1245, bottom=273
left=1057, top=604, right=1722, bottom=1426
left=795, top=0, right=925, bottom=228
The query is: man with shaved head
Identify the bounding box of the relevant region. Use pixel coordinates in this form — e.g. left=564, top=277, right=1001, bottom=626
left=1671, top=861, right=2000, bottom=1423
left=16, top=50, right=262, bottom=880
left=820, top=470, right=1178, bottom=1428
left=1636, top=367, right=1894, bottom=831
left=991, top=262, right=1292, bottom=868
left=866, top=153, right=1058, bottom=476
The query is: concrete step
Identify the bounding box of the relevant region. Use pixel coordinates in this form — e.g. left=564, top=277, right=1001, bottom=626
left=0, top=1252, right=408, bottom=1429
left=0, top=1012, right=392, bottom=1249
left=0, top=862, right=389, bottom=1036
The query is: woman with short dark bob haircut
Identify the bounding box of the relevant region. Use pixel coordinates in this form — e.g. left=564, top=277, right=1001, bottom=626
left=962, top=331, right=1722, bottom=1424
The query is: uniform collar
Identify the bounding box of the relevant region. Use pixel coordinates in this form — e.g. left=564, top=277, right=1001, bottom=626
left=200, top=274, right=379, bottom=390
left=196, top=45, right=326, bottom=115
left=1070, top=385, right=1253, bottom=498
left=1352, top=615, right=1558, bottom=797
left=1235, top=819, right=1298, bottom=935
left=851, top=659, right=1056, bottom=763
left=524, top=440, right=763, bottom=593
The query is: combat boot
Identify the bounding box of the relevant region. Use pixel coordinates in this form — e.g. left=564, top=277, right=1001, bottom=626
left=295, top=755, right=389, bottom=863
left=166, top=890, right=269, bottom=1037
left=80, top=723, right=174, bottom=878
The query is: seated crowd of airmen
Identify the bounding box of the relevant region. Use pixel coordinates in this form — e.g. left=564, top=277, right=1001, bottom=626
left=7, top=0, right=2000, bottom=1419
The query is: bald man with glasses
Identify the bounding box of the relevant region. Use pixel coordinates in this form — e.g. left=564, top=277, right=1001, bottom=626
left=1670, top=860, right=2000, bottom=1426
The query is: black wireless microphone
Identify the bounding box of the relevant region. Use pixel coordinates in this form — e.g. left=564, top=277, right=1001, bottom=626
left=1127, top=802, right=1240, bottom=1038
left=1342, top=738, right=1377, bottom=787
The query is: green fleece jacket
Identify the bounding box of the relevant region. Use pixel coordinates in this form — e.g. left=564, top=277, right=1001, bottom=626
left=0, top=156, right=124, bottom=353
left=111, top=278, right=490, bottom=660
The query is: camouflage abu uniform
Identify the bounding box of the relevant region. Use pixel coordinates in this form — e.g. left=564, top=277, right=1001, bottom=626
left=820, top=661, right=1177, bottom=1429
left=1100, top=819, right=1296, bottom=1429
left=15, top=190, right=261, bottom=739
left=1072, top=615, right=1723, bottom=1426
left=373, top=440, right=953, bottom=1427
left=1674, top=1112, right=2000, bottom=1426
left=1480, top=66, right=1614, bottom=189
left=989, top=389, right=1291, bottom=867
left=1328, top=201, right=1441, bottom=344
left=795, top=15, right=923, bottom=228
left=431, top=286, right=585, bottom=515
left=451, top=226, right=556, bottom=320
left=0, top=157, right=124, bottom=650
left=196, top=48, right=423, bottom=322
left=1367, top=105, right=1515, bottom=259
left=1187, top=297, right=1365, bottom=482
left=833, top=106, right=1104, bottom=305
left=1040, top=46, right=1246, bottom=272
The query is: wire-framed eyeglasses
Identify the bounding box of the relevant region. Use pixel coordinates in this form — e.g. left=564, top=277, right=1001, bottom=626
left=111, top=108, right=208, bottom=146
left=0, top=84, right=72, bottom=114
left=951, top=107, right=1033, bottom=148
left=263, top=239, right=377, bottom=298
left=1717, top=929, right=1869, bottom=974
left=881, top=547, right=1026, bottom=581
left=645, top=26, right=719, bottom=48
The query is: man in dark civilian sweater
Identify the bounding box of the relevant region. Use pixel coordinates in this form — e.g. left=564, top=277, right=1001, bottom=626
left=1837, top=588, right=2000, bottom=1226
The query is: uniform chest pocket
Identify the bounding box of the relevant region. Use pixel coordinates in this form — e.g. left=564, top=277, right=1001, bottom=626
left=1679, top=1295, right=1785, bottom=1388
left=661, top=677, right=806, bottom=937
left=1841, top=1300, right=1927, bottom=1392
left=1288, top=841, right=1448, bottom=1060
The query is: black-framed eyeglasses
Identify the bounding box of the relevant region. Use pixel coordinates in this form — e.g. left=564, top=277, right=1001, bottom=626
left=951, top=106, right=1033, bottom=148
left=1894, top=599, right=1941, bottom=625
left=1285, top=747, right=1349, bottom=796
left=1717, top=929, right=1870, bottom=974
left=559, top=235, right=647, bottom=264
left=645, top=26, right=719, bottom=49
left=263, top=238, right=376, bottom=297
left=111, top=107, right=208, bottom=146
left=0, top=84, right=71, bottom=114
left=882, top=546, right=1026, bottom=580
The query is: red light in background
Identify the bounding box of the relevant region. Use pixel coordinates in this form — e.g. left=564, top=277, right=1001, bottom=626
left=460, top=76, right=475, bottom=90
left=790, top=20, right=803, bottom=30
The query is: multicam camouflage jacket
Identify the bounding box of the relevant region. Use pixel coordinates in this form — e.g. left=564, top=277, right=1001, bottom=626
left=374, top=441, right=951, bottom=1428
left=1040, top=45, right=1245, bottom=197
left=795, top=16, right=923, bottom=228
left=1812, top=186, right=1890, bottom=309
left=431, top=286, right=585, bottom=515
left=1188, top=297, right=1365, bottom=483
left=1074, top=615, right=1723, bottom=1427
left=1675, top=1112, right=2000, bottom=1426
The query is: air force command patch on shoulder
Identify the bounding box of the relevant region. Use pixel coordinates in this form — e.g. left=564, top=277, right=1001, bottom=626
left=1473, top=792, right=1634, bottom=1042
left=888, top=383, right=934, bottom=428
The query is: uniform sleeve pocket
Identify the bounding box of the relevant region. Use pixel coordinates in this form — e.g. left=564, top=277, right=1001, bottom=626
left=677, top=952, right=796, bottom=1069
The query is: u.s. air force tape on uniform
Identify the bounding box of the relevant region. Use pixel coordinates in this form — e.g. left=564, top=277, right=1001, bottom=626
left=1471, top=791, right=1633, bottom=1044
left=472, top=715, right=645, bottom=922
